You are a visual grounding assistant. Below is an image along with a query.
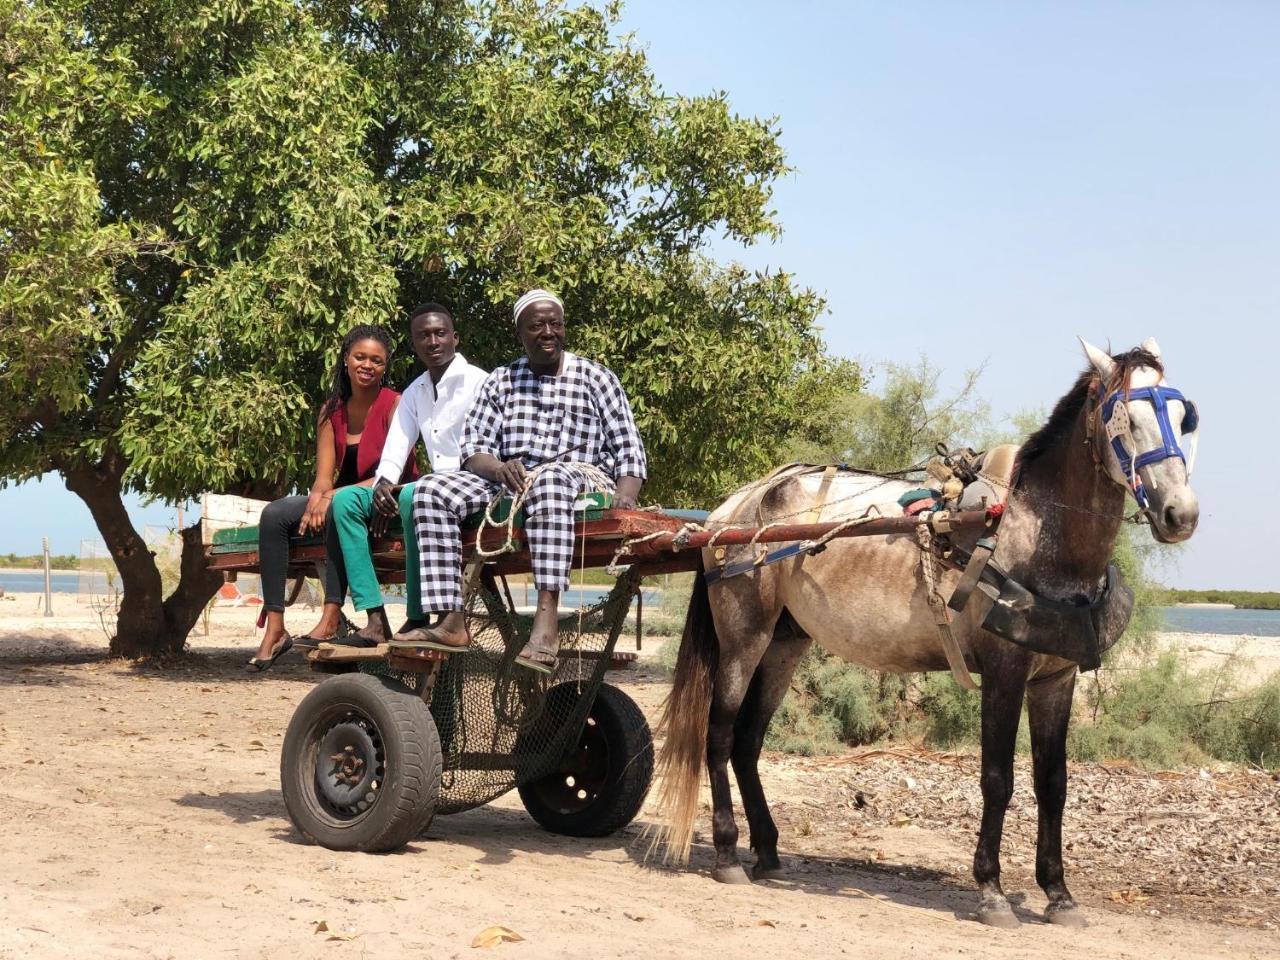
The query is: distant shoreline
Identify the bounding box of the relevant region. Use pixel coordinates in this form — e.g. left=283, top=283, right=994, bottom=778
left=1176, top=602, right=1236, bottom=609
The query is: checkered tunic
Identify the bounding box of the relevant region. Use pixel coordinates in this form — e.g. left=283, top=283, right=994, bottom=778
left=460, top=352, right=647, bottom=481
left=412, top=353, right=647, bottom=612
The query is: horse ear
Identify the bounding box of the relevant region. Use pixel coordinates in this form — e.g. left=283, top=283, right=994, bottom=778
left=1141, top=336, right=1162, bottom=359
left=1079, top=337, right=1115, bottom=381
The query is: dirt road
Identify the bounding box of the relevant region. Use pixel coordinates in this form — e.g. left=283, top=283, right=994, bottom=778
left=1, top=600, right=1275, bottom=959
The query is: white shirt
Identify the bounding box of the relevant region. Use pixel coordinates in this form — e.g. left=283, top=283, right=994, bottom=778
left=375, top=353, right=488, bottom=482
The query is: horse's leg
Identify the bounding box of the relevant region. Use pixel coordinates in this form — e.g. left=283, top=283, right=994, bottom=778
left=707, top=625, right=776, bottom=885
left=1027, top=666, right=1086, bottom=927
left=731, top=627, right=812, bottom=881
left=973, top=659, right=1029, bottom=928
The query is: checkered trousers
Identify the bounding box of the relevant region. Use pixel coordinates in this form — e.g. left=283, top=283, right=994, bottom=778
left=460, top=352, right=647, bottom=482
left=412, top=463, right=615, bottom=613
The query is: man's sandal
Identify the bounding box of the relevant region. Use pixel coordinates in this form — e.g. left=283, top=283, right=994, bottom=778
left=514, top=640, right=558, bottom=675
left=387, top=624, right=470, bottom=654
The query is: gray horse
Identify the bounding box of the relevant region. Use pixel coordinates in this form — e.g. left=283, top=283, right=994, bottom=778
left=654, top=339, right=1200, bottom=928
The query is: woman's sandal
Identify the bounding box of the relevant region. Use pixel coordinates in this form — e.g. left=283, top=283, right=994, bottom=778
left=244, top=634, right=294, bottom=673
left=514, top=640, right=558, bottom=675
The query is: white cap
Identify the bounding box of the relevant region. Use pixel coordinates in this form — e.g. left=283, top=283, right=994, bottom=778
left=513, top=289, right=563, bottom=325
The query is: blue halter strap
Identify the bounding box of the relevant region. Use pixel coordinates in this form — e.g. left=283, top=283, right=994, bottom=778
left=1099, top=385, right=1198, bottom=508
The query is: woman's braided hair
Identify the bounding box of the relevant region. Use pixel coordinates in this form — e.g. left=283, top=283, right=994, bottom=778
left=319, top=324, right=394, bottom=422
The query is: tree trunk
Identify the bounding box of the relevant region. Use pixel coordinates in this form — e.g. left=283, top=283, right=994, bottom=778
left=62, top=463, right=221, bottom=658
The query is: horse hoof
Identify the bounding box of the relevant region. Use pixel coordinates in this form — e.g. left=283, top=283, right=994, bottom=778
left=976, top=906, right=1021, bottom=929
left=713, top=864, right=753, bottom=885
left=1046, top=903, right=1087, bottom=928
left=752, top=865, right=787, bottom=882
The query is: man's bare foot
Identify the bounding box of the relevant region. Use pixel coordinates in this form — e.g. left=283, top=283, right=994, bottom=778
left=388, top=611, right=470, bottom=651
left=395, top=618, right=429, bottom=636
left=516, top=590, right=561, bottom=673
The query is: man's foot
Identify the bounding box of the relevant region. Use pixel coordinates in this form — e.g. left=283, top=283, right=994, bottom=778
left=387, top=623, right=470, bottom=653
left=395, top=618, right=429, bottom=636
left=514, top=635, right=559, bottom=674
left=353, top=606, right=392, bottom=645
left=515, top=590, right=561, bottom=673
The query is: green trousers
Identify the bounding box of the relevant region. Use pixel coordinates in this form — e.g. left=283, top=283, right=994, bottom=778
left=329, top=484, right=422, bottom=619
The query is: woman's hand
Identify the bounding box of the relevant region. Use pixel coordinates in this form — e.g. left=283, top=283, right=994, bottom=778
left=299, top=490, right=330, bottom=535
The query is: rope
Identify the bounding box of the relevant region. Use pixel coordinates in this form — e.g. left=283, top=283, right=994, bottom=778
left=472, top=460, right=614, bottom=560
left=914, top=525, right=980, bottom=691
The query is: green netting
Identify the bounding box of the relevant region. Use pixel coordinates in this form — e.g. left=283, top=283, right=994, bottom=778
left=362, top=567, right=642, bottom=815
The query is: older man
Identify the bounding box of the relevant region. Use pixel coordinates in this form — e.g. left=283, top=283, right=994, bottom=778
left=391, top=289, right=646, bottom=672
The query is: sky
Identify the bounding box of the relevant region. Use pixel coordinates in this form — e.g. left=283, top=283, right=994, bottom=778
left=2, top=1, right=1276, bottom=589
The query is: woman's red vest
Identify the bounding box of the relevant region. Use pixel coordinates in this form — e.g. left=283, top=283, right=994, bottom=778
left=329, top=387, right=420, bottom=484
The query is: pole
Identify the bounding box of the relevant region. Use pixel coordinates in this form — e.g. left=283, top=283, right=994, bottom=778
left=42, top=537, right=53, bottom=617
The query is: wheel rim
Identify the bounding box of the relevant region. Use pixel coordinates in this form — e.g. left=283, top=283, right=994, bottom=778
left=310, top=710, right=385, bottom=821
left=526, top=713, right=610, bottom=815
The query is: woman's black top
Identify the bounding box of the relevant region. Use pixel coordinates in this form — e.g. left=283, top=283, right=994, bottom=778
left=336, top=442, right=360, bottom=488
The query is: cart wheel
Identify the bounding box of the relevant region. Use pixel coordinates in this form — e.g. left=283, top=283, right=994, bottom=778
left=281, top=673, right=441, bottom=852
left=517, top=683, right=653, bottom=837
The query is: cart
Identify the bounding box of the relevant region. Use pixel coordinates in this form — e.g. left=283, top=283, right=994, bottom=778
left=206, top=491, right=999, bottom=853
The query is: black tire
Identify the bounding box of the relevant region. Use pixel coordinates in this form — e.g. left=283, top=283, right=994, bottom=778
left=517, top=683, right=653, bottom=837
left=281, top=673, right=442, bottom=852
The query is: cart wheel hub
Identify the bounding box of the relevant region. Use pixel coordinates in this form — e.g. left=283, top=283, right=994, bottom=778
left=316, top=719, right=383, bottom=813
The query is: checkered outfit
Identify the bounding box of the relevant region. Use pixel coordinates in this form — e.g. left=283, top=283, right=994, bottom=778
left=413, top=352, right=647, bottom=612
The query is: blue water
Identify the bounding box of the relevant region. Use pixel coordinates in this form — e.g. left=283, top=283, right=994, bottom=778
left=0, top=569, right=115, bottom=594
left=1157, top=606, right=1280, bottom=638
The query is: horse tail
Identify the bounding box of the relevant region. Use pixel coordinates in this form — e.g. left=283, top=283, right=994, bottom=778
left=649, top=556, right=718, bottom=864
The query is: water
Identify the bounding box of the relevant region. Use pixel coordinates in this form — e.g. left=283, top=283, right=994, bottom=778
left=0, top=569, right=116, bottom=594
left=1157, top=606, right=1280, bottom=638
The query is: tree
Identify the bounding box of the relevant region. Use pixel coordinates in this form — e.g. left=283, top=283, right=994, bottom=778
left=783, top=357, right=987, bottom=472
left=1, top=0, right=834, bottom=657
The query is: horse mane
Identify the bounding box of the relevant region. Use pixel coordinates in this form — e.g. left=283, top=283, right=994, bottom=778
left=1018, top=347, right=1164, bottom=465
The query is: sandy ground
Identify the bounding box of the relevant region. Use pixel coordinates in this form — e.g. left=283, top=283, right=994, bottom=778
left=1, top=591, right=1277, bottom=959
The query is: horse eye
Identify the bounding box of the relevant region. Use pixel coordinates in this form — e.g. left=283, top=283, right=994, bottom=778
left=1182, top=401, right=1199, bottom=434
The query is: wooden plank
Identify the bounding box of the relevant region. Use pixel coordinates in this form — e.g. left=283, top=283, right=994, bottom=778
left=309, top=643, right=390, bottom=663
left=201, top=493, right=271, bottom=545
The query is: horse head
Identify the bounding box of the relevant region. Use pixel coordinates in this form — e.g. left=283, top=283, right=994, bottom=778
left=1080, top=337, right=1200, bottom=543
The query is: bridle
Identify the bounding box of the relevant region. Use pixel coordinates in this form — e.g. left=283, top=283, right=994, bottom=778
left=1087, top=380, right=1200, bottom=511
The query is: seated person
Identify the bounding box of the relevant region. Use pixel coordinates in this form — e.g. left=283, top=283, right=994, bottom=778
left=391, top=289, right=647, bottom=673
left=325, top=303, right=487, bottom=646
left=247, top=325, right=417, bottom=671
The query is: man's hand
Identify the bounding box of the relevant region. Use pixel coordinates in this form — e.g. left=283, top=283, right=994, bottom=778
left=495, top=458, right=528, bottom=495
left=373, top=479, right=399, bottom=516
left=612, top=475, right=643, bottom=511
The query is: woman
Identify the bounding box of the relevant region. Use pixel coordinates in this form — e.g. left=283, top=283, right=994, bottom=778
left=246, top=325, right=418, bottom=671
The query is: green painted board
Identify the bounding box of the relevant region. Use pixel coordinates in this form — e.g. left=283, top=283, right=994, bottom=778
left=210, top=491, right=618, bottom=551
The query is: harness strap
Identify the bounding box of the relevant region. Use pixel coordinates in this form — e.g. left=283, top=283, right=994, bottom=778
left=805, top=464, right=839, bottom=523
left=947, top=536, right=997, bottom=613
left=915, top=526, right=980, bottom=691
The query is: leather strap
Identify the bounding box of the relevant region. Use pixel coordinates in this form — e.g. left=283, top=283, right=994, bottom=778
left=948, top=536, right=997, bottom=613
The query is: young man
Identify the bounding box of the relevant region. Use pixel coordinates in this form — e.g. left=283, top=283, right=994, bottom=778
left=325, top=302, right=487, bottom=645
left=391, top=289, right=647, bottom=672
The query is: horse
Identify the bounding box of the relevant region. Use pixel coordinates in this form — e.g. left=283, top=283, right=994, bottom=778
left=653, top=338, right=1200, bottom=929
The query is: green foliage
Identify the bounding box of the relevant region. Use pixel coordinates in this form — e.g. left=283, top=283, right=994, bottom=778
left=782, top=357, right=986, bottom=472
left=1160, top=589, right=1280, bottom=611
left=0, top=553, right=78, bottom=569
left=1072, top=652, right=1280, bottom=769
left=764, top=649, right=894, bottom=755
left=3, top=0, right=834, bottom=503
left=916, top=673, right=982, bottom=748
left=2, top=0, right=837, bottom=651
